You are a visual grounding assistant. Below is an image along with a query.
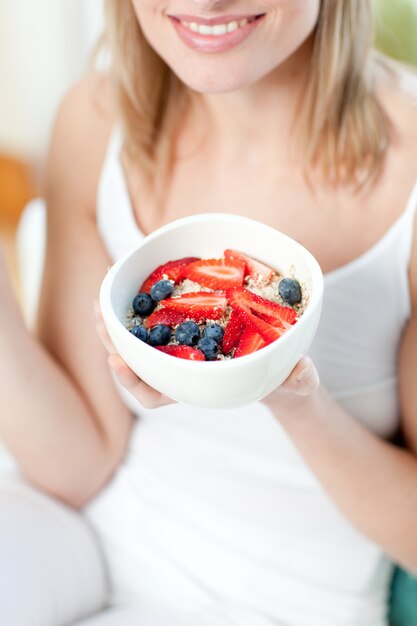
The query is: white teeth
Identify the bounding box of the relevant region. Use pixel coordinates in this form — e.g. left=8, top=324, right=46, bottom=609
left=212, top=23, right=228, bottom=35
left=180, top=17, right=252, bottom=35
left=199, top=24, right=213, bottom=35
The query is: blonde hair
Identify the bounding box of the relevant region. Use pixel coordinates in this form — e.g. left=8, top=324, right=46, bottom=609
left=104, top=0, right=388, bottom=196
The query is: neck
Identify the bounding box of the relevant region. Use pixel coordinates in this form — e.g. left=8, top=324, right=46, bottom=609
left=188, top=36, right=313, bottom=166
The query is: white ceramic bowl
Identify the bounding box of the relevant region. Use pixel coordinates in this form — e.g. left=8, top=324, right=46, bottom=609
left=100, top=213, right=323, bottom=409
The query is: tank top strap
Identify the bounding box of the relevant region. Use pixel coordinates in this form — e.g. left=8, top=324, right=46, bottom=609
left=107, top=124, right=124, bottom=160
left=403, top=180, right=417, bottom=222
left=401, top=179, right=417, bottom=271
left=96, top=126, right=144, bottom=263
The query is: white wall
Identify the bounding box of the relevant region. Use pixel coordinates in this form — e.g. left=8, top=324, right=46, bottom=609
left=0, top=0, right=104, bottom=161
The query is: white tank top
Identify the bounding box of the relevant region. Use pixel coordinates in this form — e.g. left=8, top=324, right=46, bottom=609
left=88, top=127, right=417, bottom=626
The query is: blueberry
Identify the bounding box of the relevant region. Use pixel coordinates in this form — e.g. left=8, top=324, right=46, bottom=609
left=197, top=337, right=220, bottom=361
left=278, top=278, right=302, bottom=305
left=130, top=325, right=149, bottom=343
left=203, top=324, right=224, bottom=344
left=175, top=321, right=200, bottom=346
left=150, top=280, right=174, bottom=302
left=133, top=292, right=156, bottom=316
left=148, top=324, right=171, bottom=346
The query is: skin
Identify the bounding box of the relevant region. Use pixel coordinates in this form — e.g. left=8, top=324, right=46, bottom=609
left=1, top=0, right=417, bottom=578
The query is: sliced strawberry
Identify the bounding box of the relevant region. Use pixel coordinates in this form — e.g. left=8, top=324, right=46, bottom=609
left=228, top=287, right=297, bottom=329
left=226, top=287, right=290, bottom=344
left=183, top=258, right=245, bottom=290
left=222, top=310, right=246, bottom=354
left=160, top=292, right=227, bottom=322
left=140, top=257, right=200, bottom=293
left=156, top=345, right=205, bottom=361
left=224, top=249, right=275, bottom=282
left=230, top=302, right=284, bottom=344
left=254, top=307, right=297, bottom=329
left=234, top=327, right=267, bottom=358
left=144, top=309, right=188, bottom=329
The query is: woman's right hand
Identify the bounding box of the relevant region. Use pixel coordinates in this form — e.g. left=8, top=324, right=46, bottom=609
left=94, top=301, right=176, bottom=409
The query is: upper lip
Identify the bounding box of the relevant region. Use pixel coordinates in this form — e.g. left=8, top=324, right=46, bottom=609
left=168, top=14, right=264, bottom=25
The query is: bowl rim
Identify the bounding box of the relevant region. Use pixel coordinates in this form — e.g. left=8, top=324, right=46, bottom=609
left=100, top=213, right=324, bottom=368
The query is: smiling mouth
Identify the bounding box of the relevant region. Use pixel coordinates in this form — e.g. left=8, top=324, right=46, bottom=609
left=170, top=14, right=265, bottom=37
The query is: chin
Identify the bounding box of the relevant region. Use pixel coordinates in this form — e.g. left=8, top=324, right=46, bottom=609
left=170, top=63, right=256, bottom=94
left=183, top=78, right=246, bottom=95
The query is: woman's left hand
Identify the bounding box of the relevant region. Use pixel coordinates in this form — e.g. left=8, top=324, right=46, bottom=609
left=280, top=356, right=320, bottom=396
left=262, top=356, right=320, bottom=410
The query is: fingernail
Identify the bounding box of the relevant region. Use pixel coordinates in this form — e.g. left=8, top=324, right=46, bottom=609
left=296, top=359, right=313, bottom=382
left=93, top=301, right=100, bottom=321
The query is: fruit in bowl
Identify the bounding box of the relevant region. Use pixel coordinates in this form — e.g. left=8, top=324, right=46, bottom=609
left=124, top=250, right=308, bottom=362
left=99, top=214, right=323, bottom=409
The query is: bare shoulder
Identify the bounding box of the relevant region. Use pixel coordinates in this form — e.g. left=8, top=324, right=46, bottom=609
left=374, top=57, right=417, bottom=311
left=372, top=56, right=417, bottom=190
left=375, top=55, right=417, bottom=149
left=46, top=72, right=117, bottom=216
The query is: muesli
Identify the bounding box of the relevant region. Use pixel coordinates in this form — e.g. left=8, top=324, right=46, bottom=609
left=125, top=249, right=308, bottom=361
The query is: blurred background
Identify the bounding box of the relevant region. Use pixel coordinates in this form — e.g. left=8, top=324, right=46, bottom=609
left=0, top=0, right=416, bottom=293
left=0, top=0, right=103, bottom=291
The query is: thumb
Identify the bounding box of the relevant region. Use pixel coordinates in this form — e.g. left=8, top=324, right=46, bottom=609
left=282, top=357, right=320, bottom=396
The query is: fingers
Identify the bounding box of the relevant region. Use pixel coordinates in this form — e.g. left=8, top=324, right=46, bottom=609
left=94, top=300, right=175, bottom=409
left=107, top=354, right=174, bottom=409
left=281, top=357, right=320, bottom=396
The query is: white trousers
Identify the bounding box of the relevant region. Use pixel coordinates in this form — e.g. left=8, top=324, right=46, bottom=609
left=0, top=474, right=234, bottom=626
left=0, top=473, right=110, bottom=626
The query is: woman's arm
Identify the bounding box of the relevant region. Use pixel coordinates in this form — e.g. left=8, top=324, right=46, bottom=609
left=0, top=249, right=131, bottom=510
left=263, top=227, right=417, bottom=575
left=0, top=76, right=134, bottom=508
left=264, top=380, right=417, bottom=575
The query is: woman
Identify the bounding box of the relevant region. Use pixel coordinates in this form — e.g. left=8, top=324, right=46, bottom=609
left=1, top=1, right=417, bottom=624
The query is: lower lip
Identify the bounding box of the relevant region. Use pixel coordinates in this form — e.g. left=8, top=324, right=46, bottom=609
left=169, top=16, right=265, bottom=53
